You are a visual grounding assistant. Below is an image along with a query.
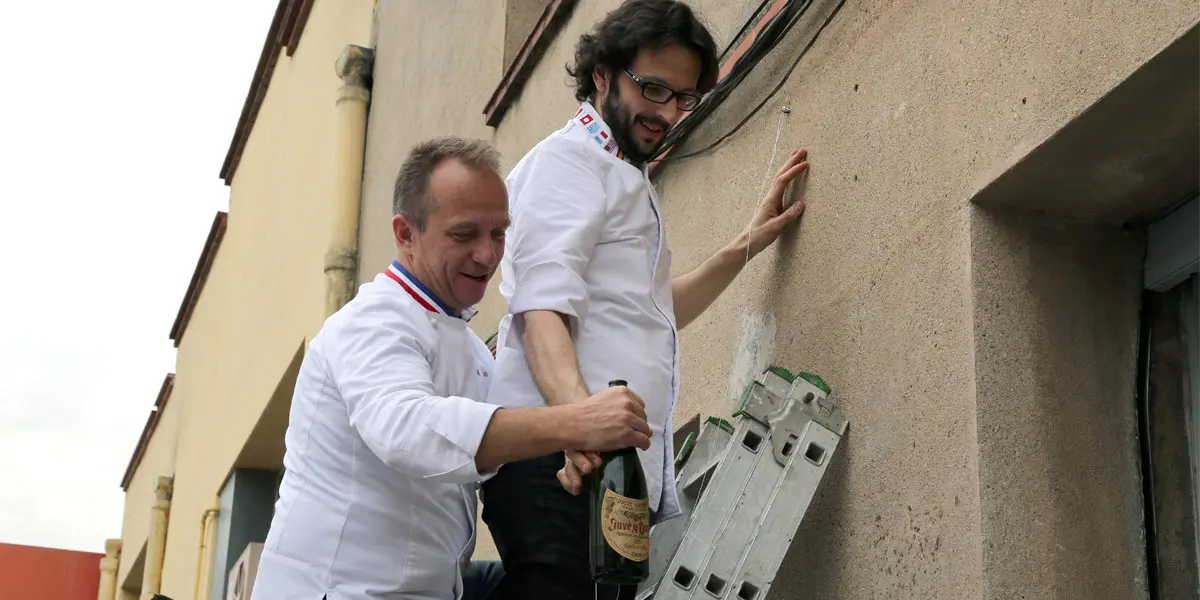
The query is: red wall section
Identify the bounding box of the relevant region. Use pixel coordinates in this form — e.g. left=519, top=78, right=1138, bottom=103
left=0, top=542, right=102, bottom=600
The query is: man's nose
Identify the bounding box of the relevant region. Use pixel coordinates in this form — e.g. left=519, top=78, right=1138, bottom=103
left=473, top=240, right=501, bottom=267
left=657, top=101, right=681, bottom=128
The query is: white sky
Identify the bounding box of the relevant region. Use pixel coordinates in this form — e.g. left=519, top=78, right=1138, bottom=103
left=0, top=1, right=279, bottom=553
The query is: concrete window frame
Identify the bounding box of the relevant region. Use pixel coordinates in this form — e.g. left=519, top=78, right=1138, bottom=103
left=1139, top=190, right=1200, bottom=598
left=1144, top=193, right=1200, bottom=293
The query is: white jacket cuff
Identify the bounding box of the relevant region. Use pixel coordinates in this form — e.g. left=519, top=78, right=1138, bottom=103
left=422, top=398, right=501, bottom=483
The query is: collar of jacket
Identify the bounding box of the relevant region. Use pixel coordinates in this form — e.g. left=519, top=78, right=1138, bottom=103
left=385, top=260, right=478, bottom=322
left=574, top=101, right=654, bottom=170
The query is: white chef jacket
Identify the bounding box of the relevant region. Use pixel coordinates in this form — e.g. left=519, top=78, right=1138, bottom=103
left=251, top=260, right=500, bottom=600
left=488, top=102, right=683, bottom=523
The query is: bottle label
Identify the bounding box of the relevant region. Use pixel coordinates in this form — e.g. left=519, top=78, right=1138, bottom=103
left=601, top=488, right=650, bottom=562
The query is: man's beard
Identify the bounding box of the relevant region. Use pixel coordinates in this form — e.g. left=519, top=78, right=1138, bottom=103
left=601, top=89, right=669, bottom=165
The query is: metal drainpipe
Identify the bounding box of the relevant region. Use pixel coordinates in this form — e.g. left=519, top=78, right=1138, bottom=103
left=97, top=539, right=121, bottom=600
left=325, top=44, right=375, bottom=316
left=192, top=508, right=219, bottom=600
left=141, top=476, right=173, bottom=600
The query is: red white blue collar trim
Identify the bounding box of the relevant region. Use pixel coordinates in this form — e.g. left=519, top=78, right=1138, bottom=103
left=385, top=261, right=477, bottom=322
left=574, top=102, right=626, bottom=161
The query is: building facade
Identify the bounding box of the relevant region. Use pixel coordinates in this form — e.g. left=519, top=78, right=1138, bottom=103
left=108, top=1, right=375, bottom=599
left=352, top=1, right=1200, bottom=599
left=103, top=1, right=1199, bottom=599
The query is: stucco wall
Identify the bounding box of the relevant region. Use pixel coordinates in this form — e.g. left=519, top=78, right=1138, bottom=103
left=145, top=1, right=374, bottom=597
left=115, top=392, right=180, bottom=588
left=359, top=0, right=1198, bottom=595
left=969, top=207, right=1147, bottom=599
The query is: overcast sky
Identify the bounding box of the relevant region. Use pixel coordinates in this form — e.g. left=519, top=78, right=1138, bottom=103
left=0, top=1, right=278, bottom=554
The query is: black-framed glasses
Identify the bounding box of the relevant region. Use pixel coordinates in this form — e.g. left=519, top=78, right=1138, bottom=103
left=623, top=69, right=702, bottom=111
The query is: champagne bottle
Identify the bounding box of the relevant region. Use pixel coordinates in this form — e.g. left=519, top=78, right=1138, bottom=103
left=589, top=379, right=651, bottom=585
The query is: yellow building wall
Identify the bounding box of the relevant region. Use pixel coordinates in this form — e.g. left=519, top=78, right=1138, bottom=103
left=139, top=1, right=374, bottom=597
left=116, top=392, right=181, bottom=589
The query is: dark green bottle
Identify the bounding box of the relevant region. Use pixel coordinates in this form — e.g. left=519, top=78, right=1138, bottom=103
left=589, top=379, right=651, bottom=585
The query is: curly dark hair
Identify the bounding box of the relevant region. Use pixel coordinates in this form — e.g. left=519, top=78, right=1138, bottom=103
left=567, top=0, right=719, bottom=103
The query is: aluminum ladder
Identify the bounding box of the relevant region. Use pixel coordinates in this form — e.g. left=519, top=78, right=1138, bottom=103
left=636, top=366, right=848, bottom=600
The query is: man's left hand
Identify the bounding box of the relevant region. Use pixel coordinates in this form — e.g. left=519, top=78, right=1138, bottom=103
left=737, top=148, right=810, bottom=259
left=557, top=449, right=601, bottom=496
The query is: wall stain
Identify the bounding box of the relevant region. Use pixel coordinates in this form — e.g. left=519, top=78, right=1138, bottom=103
left=727, top=308, right=777, bottom=406
left=870, top=504, right=947, bottom=598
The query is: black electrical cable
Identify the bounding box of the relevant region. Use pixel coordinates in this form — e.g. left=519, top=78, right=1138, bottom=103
left=651, top=0, right=847, bottom=164
left=1136, top=290, right=1162, bottom=600
left=652, top=0, right=812, bottom=159
left=718, top=0, right=773, bottom=63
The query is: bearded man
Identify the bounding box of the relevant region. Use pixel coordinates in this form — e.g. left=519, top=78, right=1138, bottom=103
left=480, top=1, right=812, bottom=598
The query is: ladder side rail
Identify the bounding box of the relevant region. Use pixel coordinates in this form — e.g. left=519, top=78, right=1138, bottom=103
left=687, top=422, right=796, bottom=599
left=731, top=422, right=843, bottom=600
left=650, top=418, right=767, bottom=600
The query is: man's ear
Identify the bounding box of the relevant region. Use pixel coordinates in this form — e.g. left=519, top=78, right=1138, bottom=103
left=592, top=65, right=611, bottom=97
left=393, top=214, right=416, bottom=249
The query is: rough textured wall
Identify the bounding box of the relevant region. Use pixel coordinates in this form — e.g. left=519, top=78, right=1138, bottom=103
left=970, top=207, right=1146, bottom=600
left=644, top=1, right=1192, bottom=597
left=647, top=4, right=982, bottom=596
left=154, top=1, right=375, bottom=597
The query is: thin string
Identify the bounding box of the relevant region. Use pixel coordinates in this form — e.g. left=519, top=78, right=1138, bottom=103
left=746, top=104, right=790, bottom=268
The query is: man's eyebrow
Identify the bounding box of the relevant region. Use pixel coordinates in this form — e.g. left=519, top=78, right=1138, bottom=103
left=643, top=74, right=697, bottom=93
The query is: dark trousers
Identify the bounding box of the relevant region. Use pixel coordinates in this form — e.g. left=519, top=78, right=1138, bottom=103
left=463, top=560, right=506, bottom=600
left=481, top=452, right=639, bottom=600
left=318, top=561, right=503, bottom=600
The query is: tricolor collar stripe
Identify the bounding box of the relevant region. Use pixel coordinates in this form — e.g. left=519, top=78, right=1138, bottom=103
left=386, top=261, right=456, bottom=317
left=384, top=269, right=440, bottom=314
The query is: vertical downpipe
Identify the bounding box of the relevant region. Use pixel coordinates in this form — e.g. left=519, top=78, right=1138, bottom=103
left=326, top=45, right=375, bottom=316
left=193, top=508, right=219, bottom=600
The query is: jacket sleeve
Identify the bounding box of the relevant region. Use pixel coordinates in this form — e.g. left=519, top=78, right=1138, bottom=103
left=506, top=139, right=608, bottom=334
left=328, top=310, right=500, bottom=484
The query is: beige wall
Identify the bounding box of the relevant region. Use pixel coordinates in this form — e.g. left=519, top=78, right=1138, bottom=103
left=112, top=1, right=375, bottom=597
left=115, top=393, right=181, bottom=589
left=969, top=207, right=1146, bottom=599
left=359, top=0, right=1198, bottom=595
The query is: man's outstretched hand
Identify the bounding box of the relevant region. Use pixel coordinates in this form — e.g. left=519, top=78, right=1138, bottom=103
left=738, top=148, right=810, bottom=259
